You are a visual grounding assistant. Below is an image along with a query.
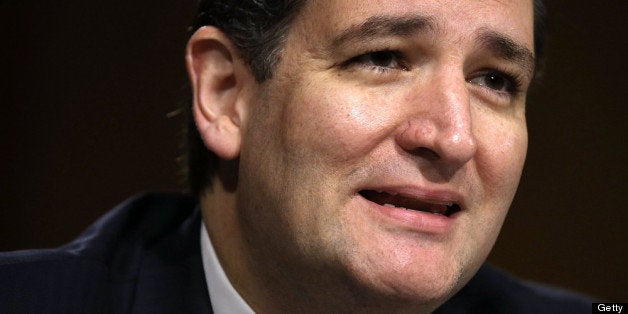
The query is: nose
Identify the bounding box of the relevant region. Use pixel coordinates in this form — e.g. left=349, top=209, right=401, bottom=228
left=395, top=73, right=477, bottom=167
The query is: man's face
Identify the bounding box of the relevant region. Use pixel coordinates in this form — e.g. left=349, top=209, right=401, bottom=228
left=237, top=0, right=533, bottom=308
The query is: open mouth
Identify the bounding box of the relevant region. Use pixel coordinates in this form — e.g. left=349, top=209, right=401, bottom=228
left=359, top=190, right=461, bottom=217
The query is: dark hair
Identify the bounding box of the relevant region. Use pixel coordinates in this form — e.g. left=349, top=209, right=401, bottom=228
left=185, top=0, right=547, bottom=195
left=185, top=0, right=306, bottom=194
left=533, top=0, right=547, bottom=68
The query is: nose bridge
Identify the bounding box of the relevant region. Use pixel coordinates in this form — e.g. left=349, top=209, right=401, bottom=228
left=437, top=72, right=475, bottom=151
left=397, top=69, right=477, bottom=165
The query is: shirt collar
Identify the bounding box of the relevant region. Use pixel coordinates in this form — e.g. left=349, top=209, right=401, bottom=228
left=201, top=223, right=255, bottom=314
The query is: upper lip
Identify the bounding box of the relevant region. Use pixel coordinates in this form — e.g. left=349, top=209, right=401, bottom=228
left=357, top=185, right=465, bottom=216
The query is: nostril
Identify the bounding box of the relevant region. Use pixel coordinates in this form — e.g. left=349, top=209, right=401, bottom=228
left=410, top=147, right=440, bottom=161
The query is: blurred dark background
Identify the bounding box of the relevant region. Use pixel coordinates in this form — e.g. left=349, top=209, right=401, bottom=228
left=2, top=0, right=626, bottom=302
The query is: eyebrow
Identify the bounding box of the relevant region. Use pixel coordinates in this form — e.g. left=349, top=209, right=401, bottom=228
left=329, top=15, right=536, bottom=79
left=477, top=30, right=536, bottom=79
left=331, top=15, right=435, bottom=49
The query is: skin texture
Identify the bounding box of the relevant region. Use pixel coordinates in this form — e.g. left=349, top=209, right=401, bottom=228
left=187, top=0, right=534, bottom=312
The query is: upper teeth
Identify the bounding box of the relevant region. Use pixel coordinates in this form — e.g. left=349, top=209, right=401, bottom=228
left=376, top=190, right=398, bottom=195
left=432, top=201, right=454, bottom=207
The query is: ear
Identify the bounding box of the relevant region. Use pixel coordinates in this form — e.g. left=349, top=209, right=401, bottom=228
left=186, top=26, right=255, bottom=160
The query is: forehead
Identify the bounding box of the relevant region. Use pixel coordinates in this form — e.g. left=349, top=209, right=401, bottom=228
left=290, top=0, right=534, bottom=53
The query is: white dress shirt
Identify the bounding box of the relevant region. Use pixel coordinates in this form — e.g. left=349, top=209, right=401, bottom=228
left=201, top=223, right=255, bottom=314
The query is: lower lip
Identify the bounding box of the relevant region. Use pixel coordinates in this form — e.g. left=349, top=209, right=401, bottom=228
left=358, top=195, right=456, bottom=234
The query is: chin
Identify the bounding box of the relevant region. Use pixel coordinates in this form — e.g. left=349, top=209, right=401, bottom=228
left=393, top=264, right=462, bottom=301
left=341, top=246, right=471, bottom=311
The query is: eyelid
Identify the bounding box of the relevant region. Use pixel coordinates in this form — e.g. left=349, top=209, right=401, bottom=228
left=466, top=70, right=528, bottom=108
left=341, top=49, right=409, bottom=71
left=470, top=69, right=524, bottom=95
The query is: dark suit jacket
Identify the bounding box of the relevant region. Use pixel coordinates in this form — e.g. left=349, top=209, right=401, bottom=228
left=1, top=193, right=591, bottom=313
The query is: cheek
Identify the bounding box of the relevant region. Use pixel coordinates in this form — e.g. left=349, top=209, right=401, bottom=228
left=281, top=83, right=398, bottom=164
left=474, top=114, right=528, bottom=203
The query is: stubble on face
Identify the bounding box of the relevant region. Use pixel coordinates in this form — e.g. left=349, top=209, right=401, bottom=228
left=230, top=0, right=534, bottom=312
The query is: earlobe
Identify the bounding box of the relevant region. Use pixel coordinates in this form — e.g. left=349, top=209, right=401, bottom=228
left=186, top=26, right=252, bottom=160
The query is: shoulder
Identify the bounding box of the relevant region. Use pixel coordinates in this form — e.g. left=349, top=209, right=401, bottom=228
left=1, top=193, right=199, bottom=266
left=0, top=193, right=203, bottom=313
left=436, top=264, right=593, bottom=314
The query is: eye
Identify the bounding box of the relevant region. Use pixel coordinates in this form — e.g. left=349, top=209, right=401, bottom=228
left=468, top=71, right=520, bottom=94
left=344, top=50, right=408, bottom=72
